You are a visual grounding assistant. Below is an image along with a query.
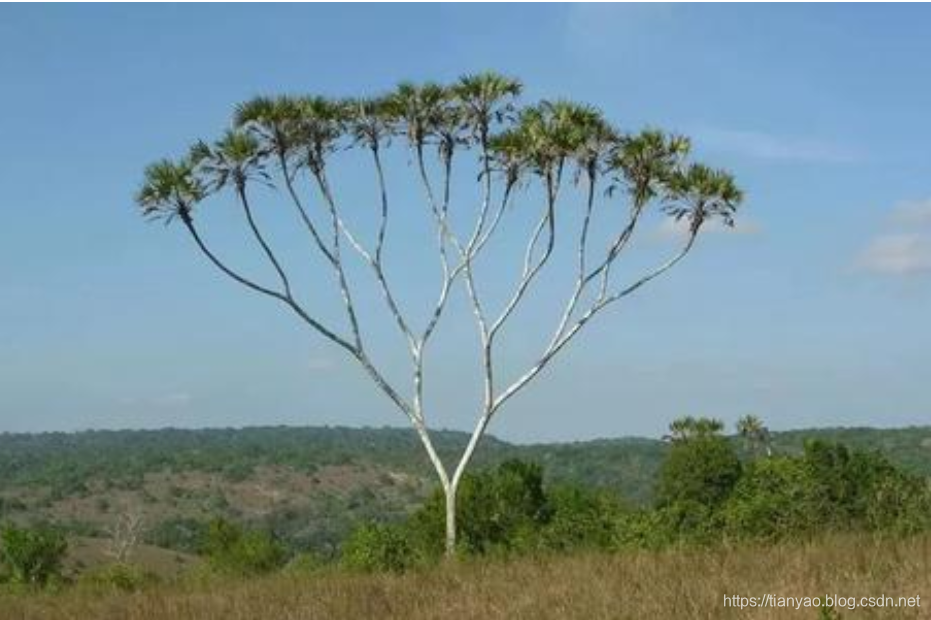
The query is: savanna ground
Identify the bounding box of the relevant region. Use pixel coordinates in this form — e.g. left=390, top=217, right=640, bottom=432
left=3, top=534, right=929, bottom=620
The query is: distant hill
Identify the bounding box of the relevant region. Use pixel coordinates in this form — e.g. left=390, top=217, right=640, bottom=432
left=1, top=424, right=930, bottom=556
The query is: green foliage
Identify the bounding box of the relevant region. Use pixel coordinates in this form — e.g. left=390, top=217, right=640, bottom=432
left=723, top=456, right=817, bottom=540
left=819, top=601, right=842, bottom=620
left=147, top=517, right=210, bottom=554
left=0, top=524, right=67, bottom=586
left=3, top=425, right=931, bottom=584
left=340, top=523, right=414, bottom=573
left=408, top=460, right=551, bottom=558
left=656, top=430, right=742, bottom=509
left=76, top=563, right=158, bottom=593
left=535, top=485, right=627, bottom=552
left=201, top=519, right=286, bottom=576
left=282, top=551, right=327, bottom=575
left=722, top=441, right=931, bottom=542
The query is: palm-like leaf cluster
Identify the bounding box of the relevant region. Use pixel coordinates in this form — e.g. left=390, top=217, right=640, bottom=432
left=664, top=416, right=726, bottom=442
left=189, top=130, right=269, bottom=192
left=135, top=159, right=204, bottom=223
left=137, top=71, right=742, bottom=234
left=665, top=164, right=743, bottom=233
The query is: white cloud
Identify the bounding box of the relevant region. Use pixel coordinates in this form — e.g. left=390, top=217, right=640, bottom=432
left=857, top=233, right=931, bottom=276
left=657, top=216, right=762, bottom=240
left=891, top=198, right=931, bottom=227
left=857, top=197, right=931, bottom=277
left=694, top=127, right=864, bottom=165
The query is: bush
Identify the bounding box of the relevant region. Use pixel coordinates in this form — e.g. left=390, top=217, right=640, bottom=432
left=656, top=435, right=742, bottom=509
left=865, top=470, right=931, bottom=535
left=0, top=524, right=68, bottom=586
left=201, top=519, right=287, bottom=576
left=722, top=456, right=817, bottom=541
left=407, top=460, right=552, bottom=558
left=283, top=551, right=327, bottom=575
left=537, top=485, right=627, bottom=552
left=76, top=563, right=158, bottom=592
left=341, top=523, right=414, bottom=573
left=147, top=517, right=210, bottom=554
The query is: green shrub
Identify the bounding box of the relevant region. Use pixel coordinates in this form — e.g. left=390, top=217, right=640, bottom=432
left=723, top=456, right=818, bottom=541
left=341, top=523, right=414, bottom=573
left=201, top=519, right=286, bottom=576
left=408, top=460, right=552, bottom=558
left=76, top=563, right=158, bottom=592
left=656, top=435, right=742, bottom=509
left=283, top=551, right=327, bottom=575
left=0, top=524, right=67, bottom=586
left=537, top=485, right=627, bottom=552
left=147, top=517, right=209, bottom=554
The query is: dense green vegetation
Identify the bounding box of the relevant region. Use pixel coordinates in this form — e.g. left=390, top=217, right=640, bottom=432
left=2, top=423, right=930, bottom=571
left=0, top=524, right=67, bottom=586
left=3, top=424, right=930, bottom=498
left=2, top=419, right=931, bottom=590
left=334, top=424, right=931, bottom=572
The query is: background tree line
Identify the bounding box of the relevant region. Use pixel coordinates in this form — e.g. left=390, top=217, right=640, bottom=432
left=3, top=418, right=930, bottom=587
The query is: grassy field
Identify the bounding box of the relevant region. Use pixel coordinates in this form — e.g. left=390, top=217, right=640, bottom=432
left=3, top=534, right=929, bottom=619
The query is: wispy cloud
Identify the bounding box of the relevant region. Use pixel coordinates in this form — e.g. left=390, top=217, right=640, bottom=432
left=857, top=197, right=931, bottom=277
left=694, top=127, right=865, bottom=165
left=857, top=233, right=931, bottom=276
left=890, top=198, right=931, bottom=227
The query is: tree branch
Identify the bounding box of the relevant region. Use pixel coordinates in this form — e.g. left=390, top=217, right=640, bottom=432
left=488, top=173, right=557, bottom=341
left=277, top=152, right=336, bottom=266
left=490, top=229, right=699, bottom=415
left=312, top=168, right=364, bottom=350
left=237, top=183, right=292, bottom=298
left=181, top=216, right=355, bottom=355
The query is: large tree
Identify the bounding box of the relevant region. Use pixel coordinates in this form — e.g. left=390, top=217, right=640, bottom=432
left=136, top=72, right=743, bottom=555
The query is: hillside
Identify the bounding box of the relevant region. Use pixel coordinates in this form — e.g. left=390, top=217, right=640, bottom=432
left=1, top=424, right=930, bottom=556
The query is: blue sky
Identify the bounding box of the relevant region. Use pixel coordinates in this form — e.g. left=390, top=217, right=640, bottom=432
left=1, top=4, right=929, bottom=441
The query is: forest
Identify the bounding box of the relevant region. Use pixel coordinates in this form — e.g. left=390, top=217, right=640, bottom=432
left=2, top=419, right=930, bottom=588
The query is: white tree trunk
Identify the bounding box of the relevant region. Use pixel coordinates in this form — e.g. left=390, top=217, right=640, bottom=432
left=444, top=483, right=458, bottom=556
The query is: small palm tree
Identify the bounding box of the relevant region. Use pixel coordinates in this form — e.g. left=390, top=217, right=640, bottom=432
left=665, top=163, right=743, bottom=234
left=136, top=158, right=205, bottom=225
left=737, top=414, right=772, bottom=457
left=610, top=129, right=690, bottom=206
left=386, top=81, right=453, bottom=153
left=454, top=71, right=522, bottom=143
left=663, top=416, right=724, bottom=442
left=189, top=130, right=269, bottom=193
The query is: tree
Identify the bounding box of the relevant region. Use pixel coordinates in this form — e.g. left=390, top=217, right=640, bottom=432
left=103, top=502, right=144, bottom=564
left=736, top=414, right=772, bottom=457
left=0, top=524, right=68, bottom=586
left=663, top=416, right=725, bottom=443
left=656, top=417, right=741, bottom=508
left=135, top=72, right=743, bottom=556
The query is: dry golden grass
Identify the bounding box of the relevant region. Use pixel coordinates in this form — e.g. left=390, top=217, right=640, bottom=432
left=3, top=534, right=930, bottom=619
